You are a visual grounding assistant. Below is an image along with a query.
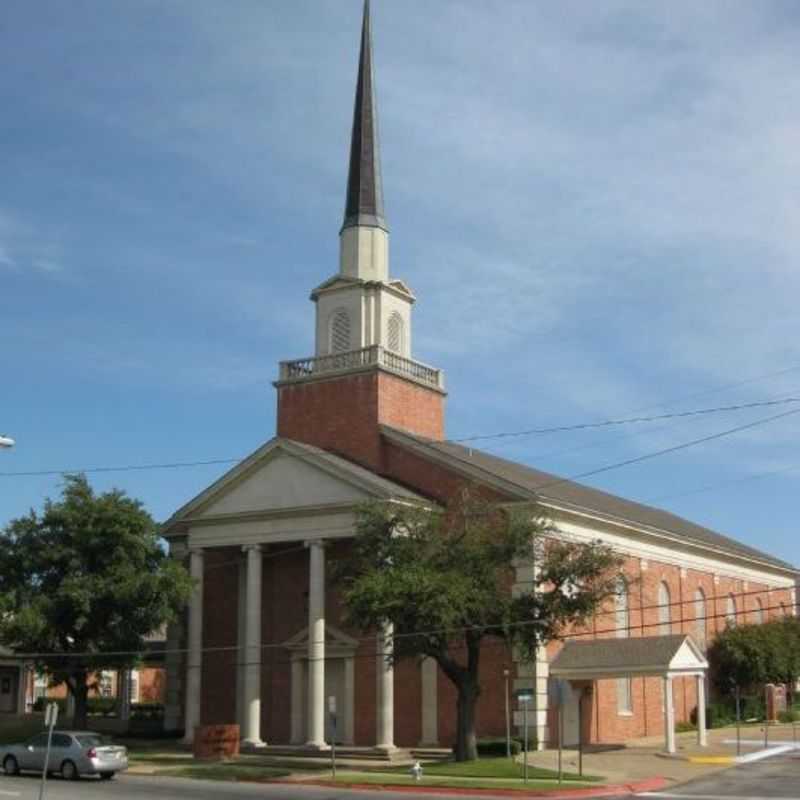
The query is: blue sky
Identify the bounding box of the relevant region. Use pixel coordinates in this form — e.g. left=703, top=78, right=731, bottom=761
left=2, top=0, right=799, bottom=568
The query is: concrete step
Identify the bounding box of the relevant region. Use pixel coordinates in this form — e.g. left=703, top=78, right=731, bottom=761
left=244, top=744, right=414, bottom=763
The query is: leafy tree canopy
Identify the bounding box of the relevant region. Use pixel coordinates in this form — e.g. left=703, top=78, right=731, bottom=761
left=0, top=474, right=193, bottom=728
left=709, top=616, right=800, bottom=696
left=335, top=490, right=624, bottom=760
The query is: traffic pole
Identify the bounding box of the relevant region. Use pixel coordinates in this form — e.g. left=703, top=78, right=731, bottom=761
left=38, top=702, right=58, bottom=800
left=523, top=700, right=529, bottom=784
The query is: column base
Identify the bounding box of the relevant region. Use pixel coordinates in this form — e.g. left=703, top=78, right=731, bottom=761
left=241, top=739, right=267, bottom=750
left=374, top=743, right=397, bottom=755
left=304, top=741, right=331, bottom=751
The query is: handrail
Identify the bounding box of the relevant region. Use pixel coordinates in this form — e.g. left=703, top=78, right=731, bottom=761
left=279, top=345, right=444, bottom=390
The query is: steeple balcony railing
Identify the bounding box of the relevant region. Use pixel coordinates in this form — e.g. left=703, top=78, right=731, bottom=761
left=279, top=345, right=444, bottom=391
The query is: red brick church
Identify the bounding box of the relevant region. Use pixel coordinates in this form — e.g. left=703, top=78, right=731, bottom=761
left=162, top=0, right=798, bottom=755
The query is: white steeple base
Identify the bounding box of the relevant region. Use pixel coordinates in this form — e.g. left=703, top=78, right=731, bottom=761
left=340, top=225, right=389, bottom=283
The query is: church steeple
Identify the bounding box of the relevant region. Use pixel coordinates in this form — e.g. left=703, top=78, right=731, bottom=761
left=342, top=0, right=387, bottom=233
left=338, top=0, right=389, bottom=282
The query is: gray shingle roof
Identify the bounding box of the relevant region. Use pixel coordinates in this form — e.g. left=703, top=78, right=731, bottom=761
left=381, top=427, right=797, bottom=573
left=550, top=635, right=694, bottom=673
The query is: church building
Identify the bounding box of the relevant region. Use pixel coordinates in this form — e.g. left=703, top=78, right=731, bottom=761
left=162, top=1, right=798, bottom=754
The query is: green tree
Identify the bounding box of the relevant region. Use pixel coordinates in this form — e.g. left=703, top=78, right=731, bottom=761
left=334, top=491, right=624, bottom=761
left=709, top=617, right=800, bottom=701
left=0, top=474, right=193, bottom=729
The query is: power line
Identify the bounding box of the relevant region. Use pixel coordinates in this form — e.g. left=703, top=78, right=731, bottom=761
left=11, top=584, right=795, bottom=662
left=647, top=464, right=800, bottom=504
left=13, top=601, right=795, bottom=668
left=452, top=396, right=800, bottom=444
left=2, top=397, right=799, bottom=480
left=532, top=406, right=800, bottom=492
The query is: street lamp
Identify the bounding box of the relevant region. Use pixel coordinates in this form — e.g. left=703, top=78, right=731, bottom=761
left=0, top=435, right=15, bottom=449
left=503, top=666, right=511, bottom=759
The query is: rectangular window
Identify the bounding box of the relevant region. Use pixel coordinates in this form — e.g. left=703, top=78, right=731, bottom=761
left=617, top=678, right=633, bottom=715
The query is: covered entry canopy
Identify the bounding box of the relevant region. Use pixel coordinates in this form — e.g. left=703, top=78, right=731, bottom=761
left=550, top=634, right=709, bottom=753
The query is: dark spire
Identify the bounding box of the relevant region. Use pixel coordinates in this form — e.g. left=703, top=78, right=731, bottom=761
left=342, top=0, right=388, bottom=232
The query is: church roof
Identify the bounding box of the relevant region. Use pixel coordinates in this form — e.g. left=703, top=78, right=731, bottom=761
left=342, top=0, right=388, bottom=233
left=381, top=426, right=797, bottom=574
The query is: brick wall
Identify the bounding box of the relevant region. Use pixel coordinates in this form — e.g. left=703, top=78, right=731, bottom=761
left=276, top=370, right=445, bottom=471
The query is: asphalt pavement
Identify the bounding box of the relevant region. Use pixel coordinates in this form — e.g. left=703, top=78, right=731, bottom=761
left=641, top=750, right=800, bottom=800
left=1, top=751, right=798, bottom=800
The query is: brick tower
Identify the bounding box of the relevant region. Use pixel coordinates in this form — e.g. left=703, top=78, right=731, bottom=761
left=275, top=0, right=445, bottom=470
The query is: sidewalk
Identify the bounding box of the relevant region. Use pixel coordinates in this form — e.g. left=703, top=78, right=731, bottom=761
left=519, top=724, right=799, bottom=787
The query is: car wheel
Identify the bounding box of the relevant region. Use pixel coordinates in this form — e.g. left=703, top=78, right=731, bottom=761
left=61, top=760, right=79, bottom=781
left=2, top=756, right=19, bottom=776
left=100, top=772, right=115, bottom=780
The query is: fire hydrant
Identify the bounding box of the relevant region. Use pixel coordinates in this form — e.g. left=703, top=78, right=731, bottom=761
left=410, top=761, right=424, bottom=782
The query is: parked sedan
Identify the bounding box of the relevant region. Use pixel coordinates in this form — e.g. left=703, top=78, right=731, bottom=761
left=1, top=730, right=128, bottom=780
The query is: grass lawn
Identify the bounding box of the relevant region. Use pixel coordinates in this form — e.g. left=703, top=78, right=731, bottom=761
left=324, top=771, right=597, bottom=792
left=381, top=756, right=599, bottom=782
left=155, top=764, right=291, bottom=783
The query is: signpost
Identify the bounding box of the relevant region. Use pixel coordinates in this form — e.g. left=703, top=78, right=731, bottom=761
left=38, top=702, right=58, bottom=800
left=328, top=696, right=337, bottom=780
left=735, top=685, right=742, bottom=757
left=514, top=688, right=533, bottom=784
left=548, top=679, right=569, bottom=785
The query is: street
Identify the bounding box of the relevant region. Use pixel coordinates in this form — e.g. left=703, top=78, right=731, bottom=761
left=1, top=751, right=799, bottom=800
left=642, top=750, right=800, bottom=800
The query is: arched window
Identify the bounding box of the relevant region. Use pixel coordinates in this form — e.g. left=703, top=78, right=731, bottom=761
left=658, top=581, right=671, bottom=635
left=694, top=588, right=707, bottom=647
left=615, top=577, right=629, bottom=639
left=754, top=598, right=765, bottom=625
left=387, top=311, right=404, bottom=354
left=329, top=308, right=351, bottom=354
left=726, top=594, right=737, bottom=627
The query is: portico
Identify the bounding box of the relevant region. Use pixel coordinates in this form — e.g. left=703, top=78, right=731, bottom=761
left=163, top=438, right=423, bottom=747
left=550, top=634, right=709, bottom=754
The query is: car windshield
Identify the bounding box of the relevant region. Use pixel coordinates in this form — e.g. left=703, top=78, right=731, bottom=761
left=75, top=734, right=111, bottom=747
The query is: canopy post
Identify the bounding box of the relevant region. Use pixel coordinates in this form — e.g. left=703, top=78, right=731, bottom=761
left=696, top=674, right=707, bottom=748
left=663, top=675, right=676, bottom=754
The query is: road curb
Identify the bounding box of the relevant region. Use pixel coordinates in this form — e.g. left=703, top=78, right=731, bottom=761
left=287, top=775, right=669, bottom=797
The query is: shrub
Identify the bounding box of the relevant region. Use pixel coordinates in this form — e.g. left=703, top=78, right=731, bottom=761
left=476, top=737, right=522, bottom=756
left=675, top=721, right=696, bottom=733
left=131, top=702, right=165, bottom=721
left=703, top=703, right=734, bottom=729
left=87, top=696, right=117, bottom=717
left=31, top=697, right=68, bottom=714
left=778, top=709, right=800, bottom=723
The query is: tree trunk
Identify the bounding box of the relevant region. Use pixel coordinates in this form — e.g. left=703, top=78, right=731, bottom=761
left=454, top=679, right=480, bottom=761
left=70, top=673, right=90, bottom=730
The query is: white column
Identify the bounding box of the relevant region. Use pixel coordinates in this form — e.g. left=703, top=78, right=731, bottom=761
left=182, top=548, right=204, bottom=744
left=663, top=675, right=676, bottom=754
left=344, top=656, right=356, bottom=745
left=242, top=545, right=264, bottom=746
left=290, top=658, right=304, bottom=744
left=696, top=674, right=708, bottom=747
left=306, top=540, right=327, bottom=749
left=375, top=623, right=395, bottom=751
left=420, top=657, right=439, bottom=745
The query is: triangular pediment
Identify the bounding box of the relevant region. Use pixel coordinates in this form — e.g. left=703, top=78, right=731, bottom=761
left=284, top=624, right=360, bottom=653
left=668, top=636, right=708, bottom=671
left=162, top=438, right=426, bottom=532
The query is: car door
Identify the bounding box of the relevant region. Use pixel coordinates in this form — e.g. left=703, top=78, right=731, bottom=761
left=47, top=734, right=72, bottom=774
left=19, top=733, right=49, bottom=771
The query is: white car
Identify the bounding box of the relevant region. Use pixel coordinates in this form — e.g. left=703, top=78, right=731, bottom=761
left=1, top=730, right=128, bottom=780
